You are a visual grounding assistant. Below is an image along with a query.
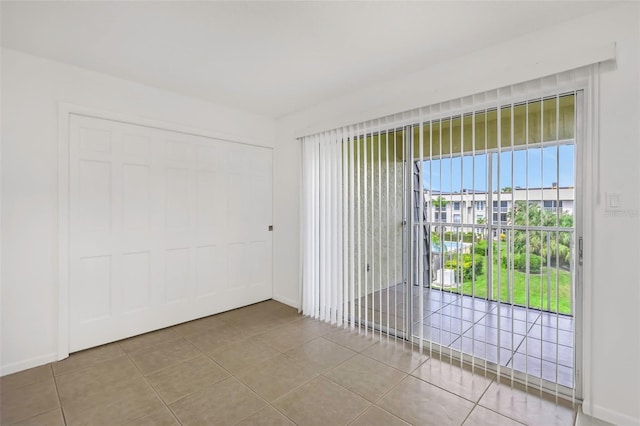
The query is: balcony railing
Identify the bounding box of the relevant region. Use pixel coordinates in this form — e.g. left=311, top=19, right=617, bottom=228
left=419, top=222, right=574, bottom=316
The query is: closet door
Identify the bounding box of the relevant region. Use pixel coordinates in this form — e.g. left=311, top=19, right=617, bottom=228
left=68, top=114, right=272, bottom=352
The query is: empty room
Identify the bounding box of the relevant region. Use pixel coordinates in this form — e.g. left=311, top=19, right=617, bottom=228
left=1, top=2, right=639, bottom=425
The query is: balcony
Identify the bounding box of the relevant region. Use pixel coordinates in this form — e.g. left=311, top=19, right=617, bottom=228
left=358, top=218, right=576, bottom=392
left=362, top=284, right=575, bottom=389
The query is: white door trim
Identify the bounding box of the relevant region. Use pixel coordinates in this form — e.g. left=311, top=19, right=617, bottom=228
left=57, top=102, right=272, bottom=360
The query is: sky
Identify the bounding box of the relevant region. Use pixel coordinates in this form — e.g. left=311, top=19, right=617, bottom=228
left=421, top=144, right=575, bottom=192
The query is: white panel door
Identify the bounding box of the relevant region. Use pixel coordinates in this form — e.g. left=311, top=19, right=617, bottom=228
left=68, top=115, right=272, bottom=352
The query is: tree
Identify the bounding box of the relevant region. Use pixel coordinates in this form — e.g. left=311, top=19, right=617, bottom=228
left=502, top=187, right=513, bottom=193
left=432, top=196, right=449, bottom=208
left=509, top=201, right=573, bottom=268
left=476, top=217, right=486, bottom=225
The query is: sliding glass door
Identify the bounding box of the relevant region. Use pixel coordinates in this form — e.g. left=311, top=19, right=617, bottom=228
left=408, top=93, right=580, bottom=398
left=300, top=89, right=583, bottom=401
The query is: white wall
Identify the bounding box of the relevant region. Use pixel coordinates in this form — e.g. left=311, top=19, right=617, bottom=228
left=0, top=48, right=276, bottom=375
left=273, top=4, right=639, bottom=425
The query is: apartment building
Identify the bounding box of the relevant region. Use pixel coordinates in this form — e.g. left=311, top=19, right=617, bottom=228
left=424, top=186, right=574, bottom=227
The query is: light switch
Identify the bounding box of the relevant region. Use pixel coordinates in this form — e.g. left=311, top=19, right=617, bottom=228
left=607, top=192, right=621, bottom=209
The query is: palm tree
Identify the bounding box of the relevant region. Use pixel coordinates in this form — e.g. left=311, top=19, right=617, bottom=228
left=476, top=216, right=487, bottom=240
left=510, top=201, right=573, bottom=267
left=432, top=196, right=449, bottom=208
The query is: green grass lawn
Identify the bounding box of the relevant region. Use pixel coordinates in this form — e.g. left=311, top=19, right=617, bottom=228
left=448, top=257, right=573, bottom=315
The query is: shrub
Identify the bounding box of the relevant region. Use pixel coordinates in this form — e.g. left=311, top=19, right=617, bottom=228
left=431, top=233, right=440, bottom=245
left=474, top=240, right=488, bottom=256
left=503, top=253, right=543, bottom=274
left=445, top=253, right=484, bottom=282
left=462, top=232, right=480, bottom=243
left=443, top=231, right=456, bottom=241
left=528, top=254, right=543, bottom=273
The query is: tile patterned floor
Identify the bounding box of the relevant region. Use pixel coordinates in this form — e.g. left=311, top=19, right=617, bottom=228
left=0, top=299, right=577, bottom=425
left=364, top=285, right=575, bottom=388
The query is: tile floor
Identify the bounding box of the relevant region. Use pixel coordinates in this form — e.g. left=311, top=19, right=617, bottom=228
left=363, top=285, right=575, bottom=388
left=0, top=299, right=577, bottom=425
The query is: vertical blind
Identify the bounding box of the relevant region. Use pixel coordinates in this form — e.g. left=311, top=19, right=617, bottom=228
left=300, top=65, right=600, bottom=403
left=302, top=118, right=407, bottom=336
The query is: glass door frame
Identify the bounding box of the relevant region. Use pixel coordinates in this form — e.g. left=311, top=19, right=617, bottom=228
left=401, top=91, right=585, bottom=400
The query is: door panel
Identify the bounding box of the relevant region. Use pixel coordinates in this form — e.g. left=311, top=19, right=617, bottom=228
left=69, top=114, right=273, bottom=352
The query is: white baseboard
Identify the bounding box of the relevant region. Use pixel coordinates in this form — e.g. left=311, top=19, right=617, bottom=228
left=576, top=406, right=614, bottom=426
left=1, top=352, right=57, bottom=377
left=582, top=401, right=640, bottom=426
left=272, top=294, right=299, bottom=310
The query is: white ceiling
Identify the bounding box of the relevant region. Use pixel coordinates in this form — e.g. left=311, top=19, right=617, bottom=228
left=1, top=1, right=616, bottom=118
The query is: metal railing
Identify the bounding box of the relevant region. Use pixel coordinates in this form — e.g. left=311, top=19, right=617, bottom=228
left=422, top=223, right=574, bottom=316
